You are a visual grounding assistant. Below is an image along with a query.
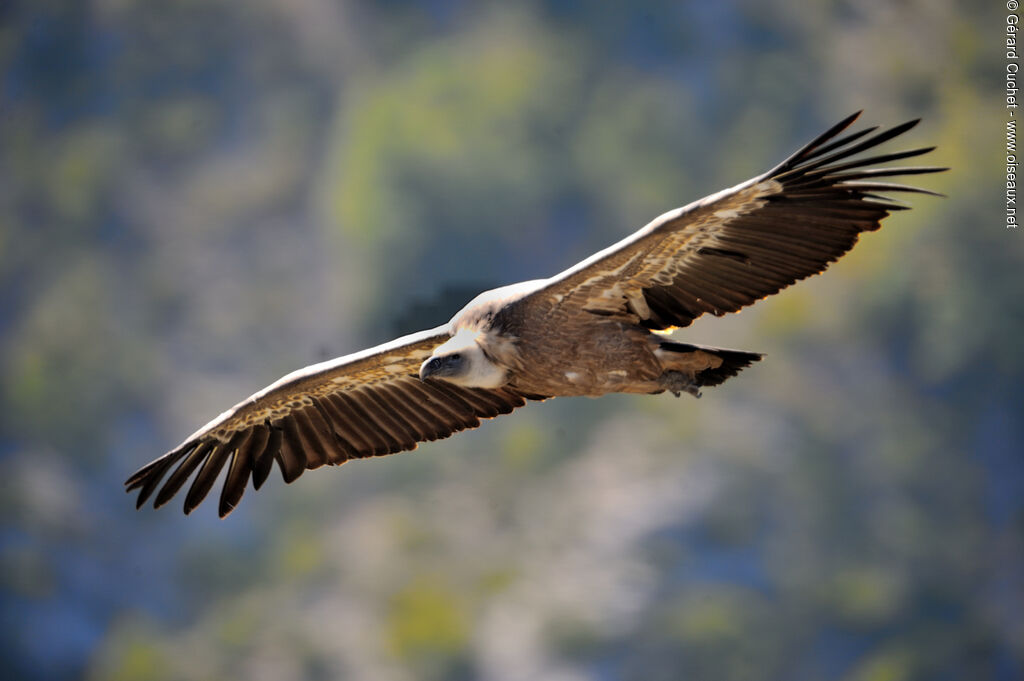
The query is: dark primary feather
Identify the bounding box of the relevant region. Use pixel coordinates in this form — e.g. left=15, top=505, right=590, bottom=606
left=126, top=375, right=534, bottom=517
left=529, top=112, right=946, bottom=331
left=641, top=117, right=944, bottom=329
left=125, top=327, right=542, bottom=517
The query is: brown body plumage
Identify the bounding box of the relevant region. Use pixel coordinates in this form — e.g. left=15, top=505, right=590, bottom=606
left=126, top=112, right=945, bottom=517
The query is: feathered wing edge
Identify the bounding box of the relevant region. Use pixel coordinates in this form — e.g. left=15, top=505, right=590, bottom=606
left=529, top=112, right=947, bottom=331
left=126, top=328, right=544, bottom=517
left=634, top=113, right=947, bottom=330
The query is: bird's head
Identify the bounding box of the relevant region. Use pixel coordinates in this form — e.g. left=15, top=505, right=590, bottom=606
left=419, top=330, right=508, bottom=389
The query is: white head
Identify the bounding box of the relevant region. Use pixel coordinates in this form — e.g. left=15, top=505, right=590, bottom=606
left=418, top=329, right=508, bottom=389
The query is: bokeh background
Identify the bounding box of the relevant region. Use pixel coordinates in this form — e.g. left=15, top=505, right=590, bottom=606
left=1, top=1, right=1019, bottom=680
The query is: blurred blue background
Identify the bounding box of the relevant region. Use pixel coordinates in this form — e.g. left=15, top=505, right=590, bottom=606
left=1, top=1, right=1019, bottom=680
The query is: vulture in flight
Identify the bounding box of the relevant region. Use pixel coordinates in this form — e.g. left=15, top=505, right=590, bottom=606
left=126, top=112, right=944, bottom=517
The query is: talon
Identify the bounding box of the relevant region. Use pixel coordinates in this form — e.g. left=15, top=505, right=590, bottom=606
left=662, top=371, right=702, bottom=399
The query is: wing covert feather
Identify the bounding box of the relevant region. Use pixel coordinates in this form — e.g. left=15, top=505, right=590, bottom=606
left=521, top=112, right=945, bottom=330
left=126, top=325, right=538, bottom=516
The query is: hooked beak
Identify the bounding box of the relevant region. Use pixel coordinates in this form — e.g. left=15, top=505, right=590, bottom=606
left=419, top=355, right=463, bottom=381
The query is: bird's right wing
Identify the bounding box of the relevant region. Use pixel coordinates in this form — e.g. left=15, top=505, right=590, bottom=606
left=126, top=326, right=533, bottom=517
left=517, top=113, right=945, bottom=331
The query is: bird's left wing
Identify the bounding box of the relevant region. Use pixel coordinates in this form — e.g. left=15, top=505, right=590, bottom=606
left=126, top=326, right=531, bottom=517
left=520, top=112, right=945, bottom=330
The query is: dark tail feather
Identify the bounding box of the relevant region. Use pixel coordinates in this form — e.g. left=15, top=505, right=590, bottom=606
left=658, top=341, right=763, bottom=388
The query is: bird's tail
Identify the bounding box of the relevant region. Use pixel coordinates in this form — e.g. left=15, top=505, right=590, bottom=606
left=657, top=340, right=763, bottom=388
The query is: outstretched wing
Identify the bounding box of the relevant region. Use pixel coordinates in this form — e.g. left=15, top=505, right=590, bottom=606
left=126, top=326, right=533, bottom=517
left=526, top=112, right=945, bottom=330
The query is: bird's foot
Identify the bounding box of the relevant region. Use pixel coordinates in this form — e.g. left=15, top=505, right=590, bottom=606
left=662, top=371, right=702, bottom=399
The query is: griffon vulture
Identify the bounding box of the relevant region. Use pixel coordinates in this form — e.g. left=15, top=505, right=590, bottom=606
left=126, top=112, right=944, bottom=517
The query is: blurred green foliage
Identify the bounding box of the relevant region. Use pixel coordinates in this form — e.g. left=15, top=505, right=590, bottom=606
left=386, top=574, right=469, bottom=676
left=1, top=1, right=1019, bottom=681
